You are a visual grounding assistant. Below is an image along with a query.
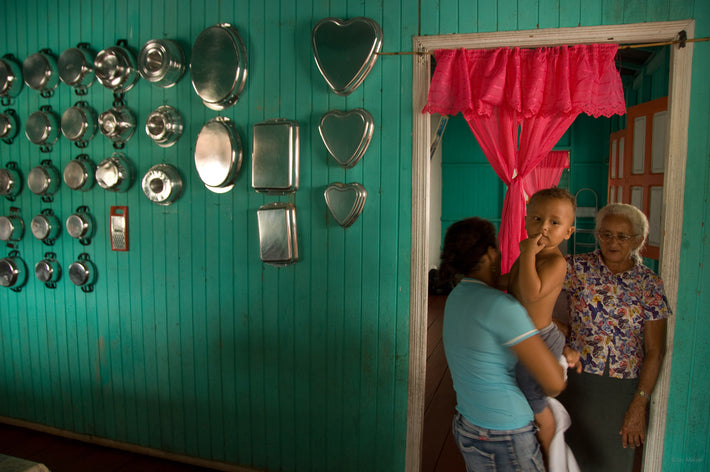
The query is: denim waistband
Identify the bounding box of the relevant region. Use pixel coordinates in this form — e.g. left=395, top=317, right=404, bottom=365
left=454, top=411, right=537, bottom=438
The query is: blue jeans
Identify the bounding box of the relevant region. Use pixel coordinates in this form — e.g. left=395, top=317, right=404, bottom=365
left=452, top=412, right=545, bottom=472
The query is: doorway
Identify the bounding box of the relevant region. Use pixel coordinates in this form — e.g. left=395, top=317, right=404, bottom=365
left=406, top=20, right=695, bottom=472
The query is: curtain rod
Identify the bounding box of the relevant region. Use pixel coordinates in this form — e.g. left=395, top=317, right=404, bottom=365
left=376, top=35, right=709, bottom=56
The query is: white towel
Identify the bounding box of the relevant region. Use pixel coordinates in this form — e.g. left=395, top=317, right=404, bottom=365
left=547, top=397, right=580, bottom=472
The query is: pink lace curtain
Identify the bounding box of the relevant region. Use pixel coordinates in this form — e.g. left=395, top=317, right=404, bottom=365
left=523, top=150, right=570, bottom=199
left=423, top=45, right=626, bottom=272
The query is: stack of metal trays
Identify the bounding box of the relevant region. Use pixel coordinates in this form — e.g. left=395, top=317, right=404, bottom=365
left=257, top=202, right=298, bottom=266
left=252, top=119, right=299, bottom=194
left=324, top=182, right=367, bottom=228
left=318, top=108, right=373, bottom=168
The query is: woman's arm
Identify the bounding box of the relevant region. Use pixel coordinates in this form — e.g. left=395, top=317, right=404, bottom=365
left=619, top=318, right=667, bottom=448
left=510, top=334, right=566, bottom=397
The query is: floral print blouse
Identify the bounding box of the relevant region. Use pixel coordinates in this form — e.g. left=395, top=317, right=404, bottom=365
left=563, top=250, right=671, bottom=379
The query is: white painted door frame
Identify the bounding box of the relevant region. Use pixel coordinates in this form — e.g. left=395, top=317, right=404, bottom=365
left=406, top=19, right=695, bottom=472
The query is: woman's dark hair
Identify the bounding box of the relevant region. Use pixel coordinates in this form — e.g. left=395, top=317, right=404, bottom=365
left=438, top=217, right=498, bottom=286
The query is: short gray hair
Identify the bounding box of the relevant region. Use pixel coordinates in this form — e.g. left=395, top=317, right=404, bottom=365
left=595, top=203, right=649, bottom=262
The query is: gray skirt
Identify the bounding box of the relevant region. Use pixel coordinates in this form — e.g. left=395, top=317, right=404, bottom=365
left=557, top=369, right=640, bottom=472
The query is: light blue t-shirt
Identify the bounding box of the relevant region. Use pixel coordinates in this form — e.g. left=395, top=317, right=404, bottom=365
left=443, top=278, right=538, bottom=430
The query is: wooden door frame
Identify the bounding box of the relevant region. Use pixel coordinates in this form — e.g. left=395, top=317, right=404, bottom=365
left=407, top=20, right=695, bottom=472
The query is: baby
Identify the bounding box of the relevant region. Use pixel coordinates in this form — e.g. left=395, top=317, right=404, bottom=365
left=507, top=187, right=581, bottom=465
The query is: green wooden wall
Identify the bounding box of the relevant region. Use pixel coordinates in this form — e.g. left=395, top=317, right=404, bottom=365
left=0, top=1, right=708, bottom=471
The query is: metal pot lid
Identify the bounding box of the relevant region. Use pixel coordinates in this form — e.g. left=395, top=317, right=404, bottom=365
left=145, top=105, right=182, bottom=147
left=25, top=110, right=59, bottom=145
left=0, top=56, right=23, bottom=98
left=190, top=24, right=247, bottom=110
left=63, top=157, right=94, bottom=191
left=194, top=117, right=242, bottom=191
left=138, top=39, right=185, bottom=87
left=94, top=45, right=138, bottom=93
left=69, top=260, right=95, bottom=286
left=57, top=46, right=95, bottom=88
left=142, top=164, right=182, bottom=205
left=35, top=259, right=60, bottom=283
left=0, top=256, right=25, bottom=287
left=66, top=213, right=91, bottom=239
left=61, top=105, right=97, bottom=141
left=22, top=51, right=59, bottom=94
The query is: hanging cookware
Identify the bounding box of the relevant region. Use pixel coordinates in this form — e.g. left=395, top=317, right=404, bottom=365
left=0, top=162, right=22, bottom=200
left=57, top=43, right=95, bottom=95
left=68, top=253, right=96, bottom=292
left=0, top=251, right=27, bottom=291
left=145, top=105, right=182, bottom=147
left=25, top=105, right=60, bottom=152
left=27, top=160, right=60, bottom=202
left=142, top=164, right=182, bottom=206
left=252, top=119, right=299, bottom=194
left=0, top=54, right=23, bottom=103
left=194, top=117, right=242, bottom=193
left=98, top=105, right=135, bottom=148
left=94, top=40, right=139, bottom=93
left=22, top=49, right=59, bottom=98
left=257, top=202, right=299, bottom=266
left=35, top=253, right=61, bottom=288
left=30, top=209, right=61, bottom=245
left=0, top=213, right=24, bottom=244
left=95, top=152, right=134, bottom=192
left=61, top=101, right=97, bottom=148
left=63, top=154, right=95, bottom=191
left=138, top=39, right=185, bottom=88
left=190, top=23, right=247, bottom=110
left=65, top=206, right=94, bottom=245
left=324, top=182, right=367, bottom=227
left=0, top=108, right=18, bottom=143
left=318, top=108, right=374, bottom=168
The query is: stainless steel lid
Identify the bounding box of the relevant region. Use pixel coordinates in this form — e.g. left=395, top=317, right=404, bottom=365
left=66, top=213, right=91, bottom=239
left=35, top=259, right=60, bottom=283
left=145, top=105, right=182, bottom=147
left=22, top=50, right=59, bottom=96
left=0, top=55, right=23, bottom=98
left=25, top=108, right=59, bottom=146
left=0, top=255, right=25, bottom=288
left=194, top=117, right=242, bottom=192
left=94, top=44, right=139, bottom=93
left=68, top=259, right=95, bottom=286
left=61, top=103, right=97, bottom=143
left=0, top=215, right=23, bottom=241
left=142, top=164, right=182, bottom=205
left=138, top=39, right=185, bottom=88
left=190, top=24, right=247, bottom=110
left=57, top=45, right=95, bottom=90
left=63, top=156, right=95, bottom=191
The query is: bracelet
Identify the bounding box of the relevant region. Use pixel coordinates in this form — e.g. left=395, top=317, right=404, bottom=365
left=637, top=389, right=651, bottom=399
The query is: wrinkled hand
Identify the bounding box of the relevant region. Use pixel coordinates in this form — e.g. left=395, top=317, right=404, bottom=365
left=519, top=234, right=545, bottom=255
left=620, top=400, right=647, bottom=448
left=562, top=346, right=582, bottom=373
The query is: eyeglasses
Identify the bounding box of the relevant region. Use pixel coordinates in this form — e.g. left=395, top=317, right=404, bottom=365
left=597, top=231, right=639, bottom=243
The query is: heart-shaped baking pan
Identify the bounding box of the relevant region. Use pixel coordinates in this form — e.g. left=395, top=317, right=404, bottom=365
left=324, top=182, right=367, bottom=227
left=319, top=108, right=374, bottom=168
left=311, top=17, right=383, bottom=95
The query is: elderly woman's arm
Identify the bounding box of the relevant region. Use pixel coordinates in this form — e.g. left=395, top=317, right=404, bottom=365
left=619, top=318, right=667, bottom=449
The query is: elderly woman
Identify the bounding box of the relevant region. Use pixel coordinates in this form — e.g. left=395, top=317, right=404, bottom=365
left=558, top=203, right=670, bottom=472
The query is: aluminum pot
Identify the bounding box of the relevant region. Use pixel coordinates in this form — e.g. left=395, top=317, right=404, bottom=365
left=63, top=154, right=95, bottom=191
left=98, top=105, right=135, bottom=146
left=30, top=209, right=61, bottom=244
left=23, top=49, right=59, bottom=98
left=27, top=160, right=60, bottom=201
left=145, top=105, right=182, bottom=147
left=66, top=206, right=94, bottom=245
left=62, top=101, right=97, bottom=147
left=25, top=105, right=60, bottom=150
left=138, top=39, right=185, bottom=88
left=95, top=152, right=134, bottom=192
left=57, top=43, right=95, bottom=94
left=0, top=109, right=18, bottom=142
left=35, top=256, right=61, bottom=286
left=94, top=41, right=139, bottom=93
left=142, top=164, right=182, bottom=205
left=0, top=54, right=23, bottom=100
left=0, top=251, right=27, bottom=290
left=68, top=254, right=97, bottom=291
left=0, top=163, right=22, bottom=199
left=194, top=117, right=242, bottom=193
left=0, top=214, right=24, bottom=243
